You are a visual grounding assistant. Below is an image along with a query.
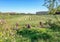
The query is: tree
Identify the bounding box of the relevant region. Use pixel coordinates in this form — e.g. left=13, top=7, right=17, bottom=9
left=43, top=0, right=58, bottom=14
left=43, top=0, right=60, bottom=23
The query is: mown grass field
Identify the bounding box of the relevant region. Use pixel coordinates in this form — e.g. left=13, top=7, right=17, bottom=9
left=0, top=14, right=60, bottom=42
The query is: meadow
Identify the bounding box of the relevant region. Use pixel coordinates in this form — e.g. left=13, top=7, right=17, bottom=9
left=0, top=14, right=60, bottom=42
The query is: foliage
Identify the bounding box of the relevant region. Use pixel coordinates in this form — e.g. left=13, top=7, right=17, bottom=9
left=57, top=5, right=60, bottom=12
left=16, top=28, right=52, bottom=42
left=46, top=19, right=60, bottom=31
left=43, top=0, right=60, bottom=14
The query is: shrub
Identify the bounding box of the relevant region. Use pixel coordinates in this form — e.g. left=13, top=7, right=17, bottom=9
left=16, top=28, right=52, bottom=42
left=46, top=19, right=60, bottom=31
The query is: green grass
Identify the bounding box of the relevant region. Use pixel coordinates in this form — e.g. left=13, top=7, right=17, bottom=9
left=0, top=14, right=60, bottom=42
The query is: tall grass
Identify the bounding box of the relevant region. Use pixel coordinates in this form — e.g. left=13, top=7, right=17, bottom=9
left=0, top=14, right=60, bottom=42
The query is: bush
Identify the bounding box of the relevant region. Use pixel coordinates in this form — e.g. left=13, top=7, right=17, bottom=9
left=46, top=19, right=60, bottom=31
left=16, top=28, right=52, bottom=42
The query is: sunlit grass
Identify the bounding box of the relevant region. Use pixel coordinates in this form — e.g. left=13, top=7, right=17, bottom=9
left=0, top=14, right=60, bottom=42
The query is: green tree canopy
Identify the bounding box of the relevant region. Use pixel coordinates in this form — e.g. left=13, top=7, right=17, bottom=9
left=43, top=0, right=60, bottom=14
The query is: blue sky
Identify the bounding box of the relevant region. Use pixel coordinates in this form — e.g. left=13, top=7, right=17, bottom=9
left=0, top=0, right=48, bottom=13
